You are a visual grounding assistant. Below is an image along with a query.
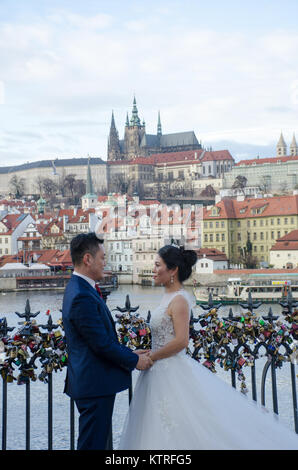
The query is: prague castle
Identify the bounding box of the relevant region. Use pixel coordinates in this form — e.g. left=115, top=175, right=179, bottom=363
left=107, top=97, right=202, bottom=161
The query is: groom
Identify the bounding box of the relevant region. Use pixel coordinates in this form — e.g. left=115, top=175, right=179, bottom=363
left=62, top=232, right=152, bottom=450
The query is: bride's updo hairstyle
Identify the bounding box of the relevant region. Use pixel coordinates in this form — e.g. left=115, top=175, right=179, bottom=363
left=158, top=245, right=197, bottom=283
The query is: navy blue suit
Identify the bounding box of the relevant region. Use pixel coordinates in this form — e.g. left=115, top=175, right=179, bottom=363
left=62, top=274, right=138, bottom=449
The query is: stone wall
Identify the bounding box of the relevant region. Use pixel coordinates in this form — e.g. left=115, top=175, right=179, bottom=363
left=0, top=160, right=107, bottom=196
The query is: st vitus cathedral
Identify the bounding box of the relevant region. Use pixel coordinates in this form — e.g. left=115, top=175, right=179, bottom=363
left=107, top=97, right=202, bottom=161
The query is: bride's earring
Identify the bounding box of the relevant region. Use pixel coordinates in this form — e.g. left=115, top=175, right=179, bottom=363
left=170, top=275, right=174, bottom=284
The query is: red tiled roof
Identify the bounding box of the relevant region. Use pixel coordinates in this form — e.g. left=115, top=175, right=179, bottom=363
left=236, top=155, right=298, bottom=166
left=276, top=229, right=298, bottom=242
left=271, top=230, right=298, bottom=251
left=200, top=150, right=234, bottom=162
left=271, top=241, right=298, bottom=251
left=204, top=195, right=298, bottom=220
left=195, top=247, right=228, bottom=261
left=0, top=214, right=25, bottom=231
left=108, top=149, right=234, bottom=167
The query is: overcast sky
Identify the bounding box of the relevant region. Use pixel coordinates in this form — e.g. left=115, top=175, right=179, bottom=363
left=1, top=0, right=298, bottom=165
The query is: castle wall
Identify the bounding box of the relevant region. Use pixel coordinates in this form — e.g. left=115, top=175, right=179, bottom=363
left=0, top=161, right=108, bottom=196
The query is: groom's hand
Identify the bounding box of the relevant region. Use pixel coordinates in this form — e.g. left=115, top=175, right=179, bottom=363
left=135, top=352, right=153, bottom=370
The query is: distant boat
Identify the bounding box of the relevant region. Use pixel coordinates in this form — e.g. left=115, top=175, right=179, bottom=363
left=194, top=276, right=298, bottom=305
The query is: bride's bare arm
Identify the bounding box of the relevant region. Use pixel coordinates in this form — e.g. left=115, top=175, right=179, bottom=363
left=149, top=295, right=189, bottom=362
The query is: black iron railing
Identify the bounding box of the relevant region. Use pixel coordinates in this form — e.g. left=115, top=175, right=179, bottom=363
left=0, top=289, right=297, bottom=450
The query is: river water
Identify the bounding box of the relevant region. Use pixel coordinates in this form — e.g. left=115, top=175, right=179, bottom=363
left=0, top=285, right=296, bottom=449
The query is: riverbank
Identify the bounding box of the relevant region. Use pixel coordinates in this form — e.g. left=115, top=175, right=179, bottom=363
left=193, top=268, right=298, bottom=287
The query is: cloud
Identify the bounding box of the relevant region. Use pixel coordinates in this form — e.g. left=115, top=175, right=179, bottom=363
left=1, top=6, right=298, bottom=164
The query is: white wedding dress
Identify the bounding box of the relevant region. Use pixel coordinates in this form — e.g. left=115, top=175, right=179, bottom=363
left=119, top=289, right=298, bottom=450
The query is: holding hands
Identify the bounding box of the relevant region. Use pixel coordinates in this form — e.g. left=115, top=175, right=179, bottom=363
left=134, top=349, right=153, bottom=370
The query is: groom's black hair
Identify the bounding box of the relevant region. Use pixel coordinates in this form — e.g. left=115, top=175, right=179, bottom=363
left=70, top=232, right=104, bottom=266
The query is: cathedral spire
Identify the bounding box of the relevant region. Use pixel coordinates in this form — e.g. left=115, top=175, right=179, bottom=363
left=130, top=95, right=141, bottom=126
left=108, top=110, right=121, bottom=161
left=276, top=132, right=287, bottom=157
left=110, top=110, right=116, bottom=129
left=157, top=110, right=162, bottom=136
left=290, top=132, right=298, bottom=156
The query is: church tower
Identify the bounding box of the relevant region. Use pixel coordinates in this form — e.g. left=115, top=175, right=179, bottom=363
left=82, top=157, right=97, bottom=209
left=157, top=110, right=162, bottom=148
left=290, top=133, right=298, bottom=156
left=108, top=111, right=121, bottom=161
left=124, top=96, right=145, bottom=160
left=276, top=132, right=287, bottom=157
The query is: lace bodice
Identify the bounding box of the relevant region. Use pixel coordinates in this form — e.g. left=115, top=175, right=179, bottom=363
left=150, top=289, right=191, bottom=351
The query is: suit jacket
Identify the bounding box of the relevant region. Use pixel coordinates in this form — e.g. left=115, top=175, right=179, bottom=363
left=62, top=274, right=138, bottom=399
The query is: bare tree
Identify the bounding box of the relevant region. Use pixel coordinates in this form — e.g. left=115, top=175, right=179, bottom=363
left=34, top=176, right=44, bottom=195
left=112, top=173, right=133, bottom=194
left=9, top=175, right=25, bottom=198
left=41, top=178, right=58, bottom=197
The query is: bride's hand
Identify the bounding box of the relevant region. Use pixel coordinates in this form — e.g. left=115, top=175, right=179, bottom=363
left=134, top=349, right=151, bottom=356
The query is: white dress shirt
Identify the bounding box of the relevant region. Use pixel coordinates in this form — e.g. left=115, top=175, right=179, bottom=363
left=73, top=271, right=96, bottom=290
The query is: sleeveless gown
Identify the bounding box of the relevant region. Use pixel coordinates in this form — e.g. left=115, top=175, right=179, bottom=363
left=118, top=289, right=298, bottom=450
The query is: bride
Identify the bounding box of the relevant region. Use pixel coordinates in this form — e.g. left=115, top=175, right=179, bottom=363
left=119, top=244, right=298, bottom=450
